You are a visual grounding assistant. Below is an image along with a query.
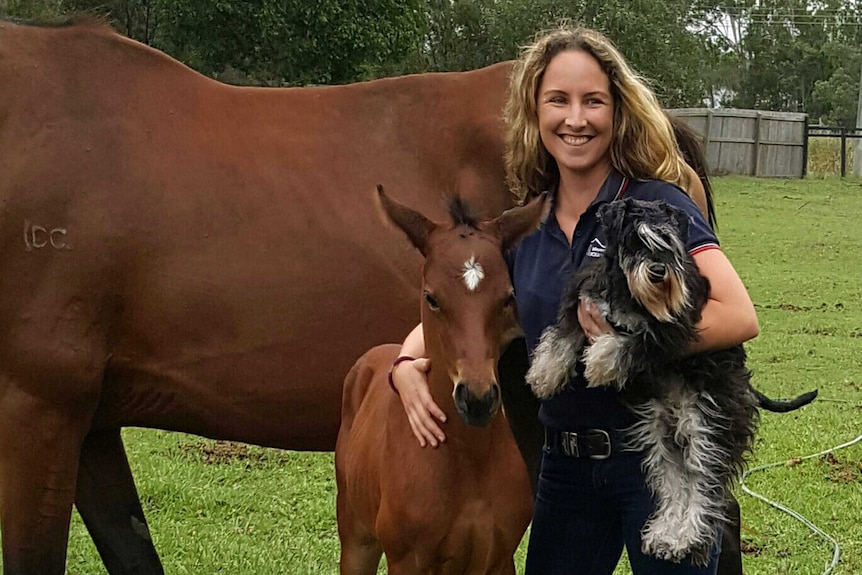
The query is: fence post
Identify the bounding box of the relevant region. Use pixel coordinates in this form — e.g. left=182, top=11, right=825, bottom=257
left=704, top=109, right=713, bottom=162
left=802, top=120, right=809, bottom=178
left=841, top=127, right=847, bottom=177
left=753, top=112, right=762, bottom=176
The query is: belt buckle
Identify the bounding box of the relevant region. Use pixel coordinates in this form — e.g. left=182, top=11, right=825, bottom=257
left=560, top=430, right=579, bottom=457
left=587, top=429, right=612, bottom=460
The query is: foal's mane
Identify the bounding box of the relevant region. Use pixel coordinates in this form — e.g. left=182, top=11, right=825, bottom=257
left=447, top=197, right=481, bottom=229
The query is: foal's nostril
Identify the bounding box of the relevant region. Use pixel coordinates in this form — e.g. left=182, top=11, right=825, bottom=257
left=453, top=382, right=500, bottom=427
left=489, top=383, right=500, bottom=405
left=647, top=263, right=666, bottom=283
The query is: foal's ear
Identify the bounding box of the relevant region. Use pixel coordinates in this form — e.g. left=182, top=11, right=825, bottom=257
left=492, top=193, right=550, bottom=251
left=375, top=184, right=436, bottom=257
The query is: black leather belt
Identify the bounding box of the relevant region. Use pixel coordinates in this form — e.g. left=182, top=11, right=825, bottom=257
left=543, top=427, right=629, bottom=459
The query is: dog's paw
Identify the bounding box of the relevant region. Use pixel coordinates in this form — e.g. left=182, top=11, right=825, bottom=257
left=582, top=334, right=627, bottom=389
left=526, top=328, right=578, bottom=398
left=641, top=519, right=714, bottom=566
left=640, top=523, right=687, bottom=564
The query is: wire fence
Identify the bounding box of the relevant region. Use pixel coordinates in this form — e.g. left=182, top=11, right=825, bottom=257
left=806, top=126, right=862, bottom=177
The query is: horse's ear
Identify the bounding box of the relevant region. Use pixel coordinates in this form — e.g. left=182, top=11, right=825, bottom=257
left=375, top=185, right=436, bottom=257
left=492, top=193, right=550, bottom=251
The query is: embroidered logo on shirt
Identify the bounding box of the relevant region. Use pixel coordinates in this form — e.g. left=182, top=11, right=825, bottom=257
left=586, top=237, right=606, bottom=258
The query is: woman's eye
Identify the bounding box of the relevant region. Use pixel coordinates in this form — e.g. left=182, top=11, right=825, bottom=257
left=424, top=292, right=440, bottom=311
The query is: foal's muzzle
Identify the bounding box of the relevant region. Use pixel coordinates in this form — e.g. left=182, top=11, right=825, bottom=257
left=453, top=382, right=501, bottom=427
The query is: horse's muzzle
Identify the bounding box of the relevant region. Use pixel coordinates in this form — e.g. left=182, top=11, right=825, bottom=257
left=453, top=382, right=501, bottom=427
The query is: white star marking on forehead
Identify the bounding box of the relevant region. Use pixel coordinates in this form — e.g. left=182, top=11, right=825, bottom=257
left=462, top=256, right=485, bottom=291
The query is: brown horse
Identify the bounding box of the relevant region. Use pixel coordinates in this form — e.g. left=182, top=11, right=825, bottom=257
left=0, top=17, right=745, bottom=575
left=335, top=188, right=542, bottom=574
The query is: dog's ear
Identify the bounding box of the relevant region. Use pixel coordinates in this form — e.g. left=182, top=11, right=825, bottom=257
left=665, top=202, right=691, bottom=241
left=598, top=200, right=629, bottom=244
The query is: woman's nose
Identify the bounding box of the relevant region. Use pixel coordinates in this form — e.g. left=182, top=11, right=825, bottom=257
left=564, top=105, right=587, bottom=128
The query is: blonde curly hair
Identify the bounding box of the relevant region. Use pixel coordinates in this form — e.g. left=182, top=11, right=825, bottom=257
left=504, top=25, right=693, bottom=203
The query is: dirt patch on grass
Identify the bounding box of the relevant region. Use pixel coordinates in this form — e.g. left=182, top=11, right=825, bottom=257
left=819, top=453, right=861, bottom=484
left=177, top=440, right=257, bottom=465
left=741, top=540, right=763, bottom=556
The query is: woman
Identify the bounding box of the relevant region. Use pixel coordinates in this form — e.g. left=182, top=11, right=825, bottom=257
left=390, top=26, right=758, bottom=574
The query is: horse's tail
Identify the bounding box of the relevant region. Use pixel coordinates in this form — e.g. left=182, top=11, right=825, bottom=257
left=669, top=114, right=717, bottom=230
left=753, top=388, right=818, bottom=413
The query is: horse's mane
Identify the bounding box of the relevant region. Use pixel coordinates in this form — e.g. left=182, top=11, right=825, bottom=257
left=447, top=197, right=481, bottom=229
left=669, top=115, right=717, bottom=230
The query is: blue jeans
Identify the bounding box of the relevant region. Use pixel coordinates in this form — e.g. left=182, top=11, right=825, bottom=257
left=524, top=446, right=720, bottom=575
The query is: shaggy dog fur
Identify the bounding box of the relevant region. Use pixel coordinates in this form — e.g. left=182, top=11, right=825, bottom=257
left=526, top=197, right=759, bottom=565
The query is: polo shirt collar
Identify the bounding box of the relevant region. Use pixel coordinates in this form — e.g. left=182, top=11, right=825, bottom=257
left=541, top=168, right=629, bottom=228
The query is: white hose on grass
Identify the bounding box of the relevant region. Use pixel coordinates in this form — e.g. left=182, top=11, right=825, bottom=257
left=740, top=398, right=862, bottom=575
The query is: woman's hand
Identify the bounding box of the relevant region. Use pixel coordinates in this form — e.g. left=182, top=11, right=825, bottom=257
left=577, top=297, right=612, bottom=342
left=391, top=357, right=447, bottom=447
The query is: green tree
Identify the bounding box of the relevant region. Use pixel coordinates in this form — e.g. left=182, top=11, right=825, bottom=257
left=810, top=66, right=860, bottom=127
left=713, top=0, right=862, bottom=125
left=421, top=0, right=716, bottom=108
left=1, top=0, right=65, bottom=19
left=155, top=0, right=425, bottom=86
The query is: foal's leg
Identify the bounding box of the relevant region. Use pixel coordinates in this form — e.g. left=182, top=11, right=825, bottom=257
left=75, top=428, right=165, bottom=575
left=337, top=511, right=383, bottom=575
left=0, top=380, right=95, bottom=575
left=338, top=535, right=383, bottom=575
left=336, top=477, right=382, bottom=575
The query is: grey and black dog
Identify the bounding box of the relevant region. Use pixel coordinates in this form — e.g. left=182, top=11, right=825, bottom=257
left=526, top=197, right=816, bottom=565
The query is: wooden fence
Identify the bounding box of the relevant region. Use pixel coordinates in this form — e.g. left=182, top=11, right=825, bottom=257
left=668, top=108, right=808, bottom=178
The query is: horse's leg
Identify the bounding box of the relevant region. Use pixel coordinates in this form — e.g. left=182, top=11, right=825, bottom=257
left=0, top=383, right=93, bottom=575
left=338, top=535, right=382, bottom=575
left=336, top=482, right=382, bottom=575
left=75, top=428, right=164, bottom=575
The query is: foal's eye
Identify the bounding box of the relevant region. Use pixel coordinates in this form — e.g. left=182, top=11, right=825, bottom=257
left=503, top=293, right=516, bottom=310
left=424, top=292, right=440, bottom=312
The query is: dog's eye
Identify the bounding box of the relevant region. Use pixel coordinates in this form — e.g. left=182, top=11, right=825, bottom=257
left=424, top=292, right=440, bottom=312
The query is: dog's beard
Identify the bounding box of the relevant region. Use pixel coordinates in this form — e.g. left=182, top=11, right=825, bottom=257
left=626, top=260, right=689, bottom=322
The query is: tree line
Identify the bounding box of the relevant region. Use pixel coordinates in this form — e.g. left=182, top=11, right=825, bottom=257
left=3, top=0, right=862, bottom=127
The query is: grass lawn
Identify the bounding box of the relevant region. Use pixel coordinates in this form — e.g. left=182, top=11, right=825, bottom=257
left=3, top=176, right=861, bottom=575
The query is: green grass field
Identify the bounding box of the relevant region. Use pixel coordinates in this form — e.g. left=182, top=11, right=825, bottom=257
left=3, top=176, right=861, bottom=575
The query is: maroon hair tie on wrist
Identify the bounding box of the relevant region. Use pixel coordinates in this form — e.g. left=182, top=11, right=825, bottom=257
left=388, top=355, right=416, bottom=395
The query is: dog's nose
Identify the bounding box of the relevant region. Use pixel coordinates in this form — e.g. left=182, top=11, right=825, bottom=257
left=647, top=263, right=666, bottom=283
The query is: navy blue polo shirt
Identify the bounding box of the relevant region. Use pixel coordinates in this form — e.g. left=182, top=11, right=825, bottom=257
left=509, top=170, right=720, bottom=431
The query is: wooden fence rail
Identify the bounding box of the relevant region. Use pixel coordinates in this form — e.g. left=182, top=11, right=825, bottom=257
left=668, top=108, right=808, bottom=178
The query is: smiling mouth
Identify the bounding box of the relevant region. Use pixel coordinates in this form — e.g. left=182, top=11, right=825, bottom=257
left=560, top=134, right=592, bottom=146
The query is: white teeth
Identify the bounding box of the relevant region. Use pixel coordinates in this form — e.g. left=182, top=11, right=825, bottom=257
left=561, top=134, right=591, bottom=146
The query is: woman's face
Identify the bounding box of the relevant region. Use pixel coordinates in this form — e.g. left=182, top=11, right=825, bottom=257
left=537, top=49, right=614, bottom=179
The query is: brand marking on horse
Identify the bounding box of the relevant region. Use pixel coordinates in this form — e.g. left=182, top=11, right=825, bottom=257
left=24, top=220, right=71, bottom=251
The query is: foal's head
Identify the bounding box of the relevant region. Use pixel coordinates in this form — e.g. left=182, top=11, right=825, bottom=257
left=377, top=185, right=548, bottom=426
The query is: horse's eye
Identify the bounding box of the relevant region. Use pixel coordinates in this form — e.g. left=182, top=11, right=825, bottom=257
left=424, top=292, right=440, bottom=312
left=503, top=293, right=516, bottom=309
